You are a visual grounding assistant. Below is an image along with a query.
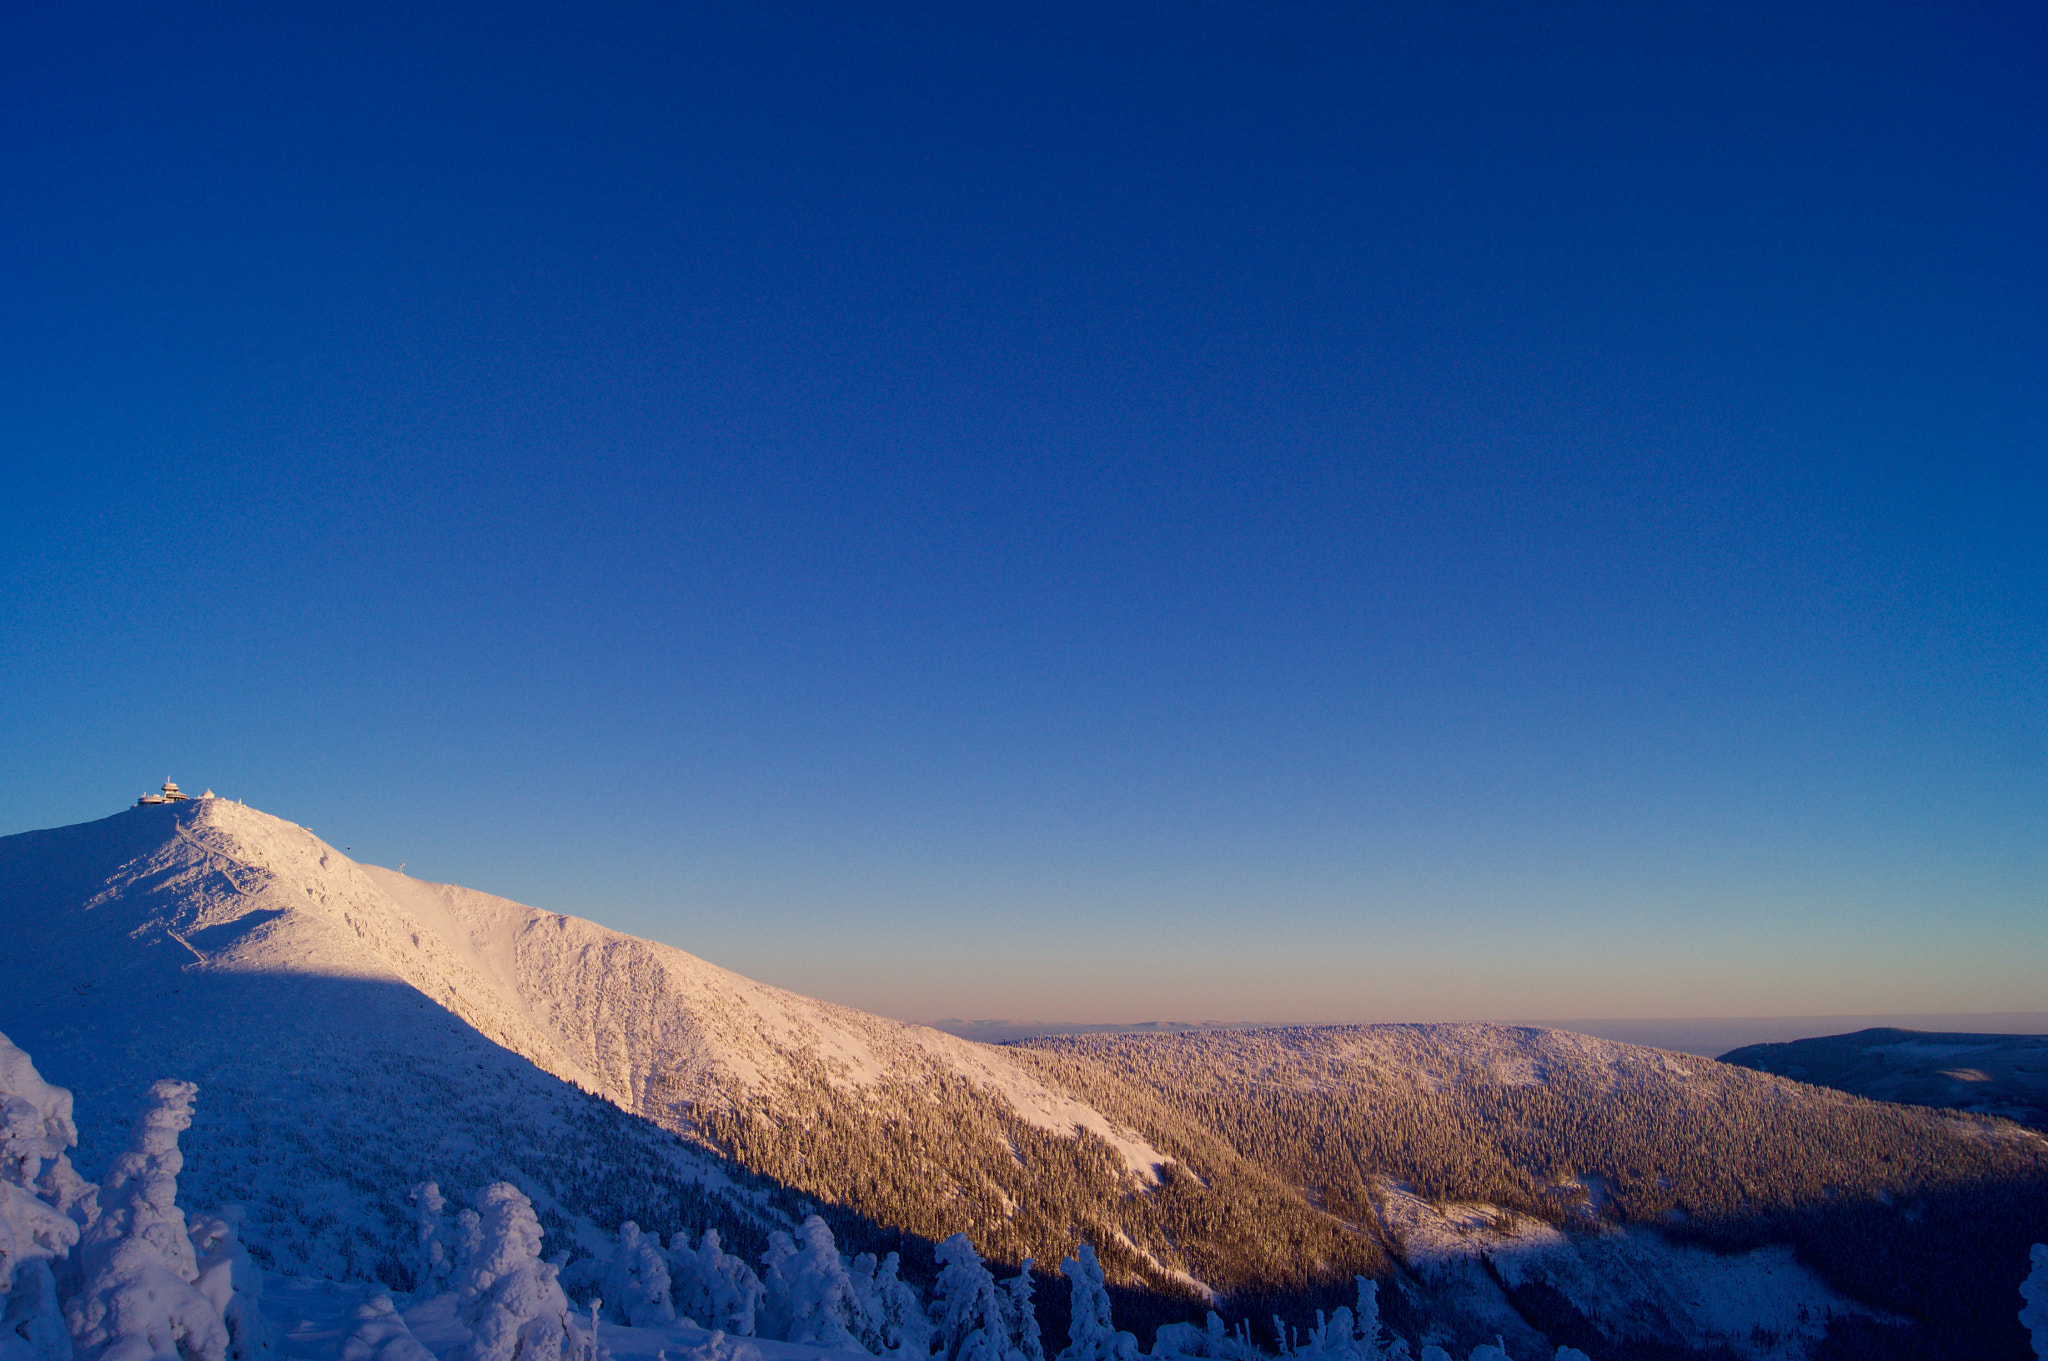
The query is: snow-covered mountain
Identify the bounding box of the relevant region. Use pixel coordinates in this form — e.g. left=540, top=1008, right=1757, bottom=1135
left=4, top=796, right=1152, bottom=1148
left=6, top=796, right=2046, bottom=1361
left=0, top=798, right=1260, bottom=1297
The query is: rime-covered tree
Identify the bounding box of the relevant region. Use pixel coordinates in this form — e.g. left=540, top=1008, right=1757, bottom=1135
left=408, top=1185, right=456, bottom=1294
left=756, top=1232, right=796, bottom=1340
left=668, top=1231, right=762, bottom=1337
left=1002, top=1260, right=1042, bottom=1361
left=188, top=1214, right=270, bottom=1361
left=758, top=1217, right=861, bottom=1351
left=932, top=1235, right=1011, bottom=1361
left=1054, top=1246, right=1136, bottom=1361
left=1, top=1033, right=88, bottom=1361
left=454, top=1183, right=601, bottom=1361
left=1295, top=1308, right=1360, bottom=1361
left=65, top=1081, right=230, bottom=1361
left=848, top=1252, right=927, bottom=1358
left=1149, top=1313, right=1261, bottom=1361
left=600, top=1224, right=674, bottom=1329
left=340, top=1295, right=434, bottom=1361
left=1352, top=1282, right=1386, bottom=1361
left=454, top=1208, right=485, bottom=1285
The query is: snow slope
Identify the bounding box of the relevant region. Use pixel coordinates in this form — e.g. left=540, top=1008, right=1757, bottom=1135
left=1371, top=1184, right=1877, bottom=1361
left=355, top=861, right=1169, bottom=1179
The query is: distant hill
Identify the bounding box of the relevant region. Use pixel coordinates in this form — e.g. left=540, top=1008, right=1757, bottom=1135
left=1719, top=1027, right=2048, bottom=1129
left=925, top=1019, right=1275, bottom=1044
left=1019, top=1026, right=2048, bottom=1361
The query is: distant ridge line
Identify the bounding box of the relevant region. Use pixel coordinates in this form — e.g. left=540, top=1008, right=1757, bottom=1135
left=930, top=1013, right=2048, bottom=1055
left=928, top=1019, right=1281, bottom=1043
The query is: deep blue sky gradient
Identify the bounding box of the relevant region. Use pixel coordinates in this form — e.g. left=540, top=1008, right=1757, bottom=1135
left=4, top=1, right=2042, bottom=1021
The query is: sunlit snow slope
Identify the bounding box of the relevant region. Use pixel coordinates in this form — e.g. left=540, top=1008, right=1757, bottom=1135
left=353, top=859, right=1170, bottom=1174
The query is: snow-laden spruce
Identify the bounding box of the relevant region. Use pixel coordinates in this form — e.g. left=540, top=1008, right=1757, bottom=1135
left=1, top=1034, right=89, bottom=1361
left=1057, top=1246, right=1136, bottom=1361
left=600, top=1224, right=674, bottom=1330
left=848, top=1247, right=930, bottom=1358
left=410, top=1186, right=458, bottom=1298
left=65, top=1080, right=231, bottom=1361
left=1148, top=1313, right=1260, bottom=1361
left=760, top=1218, right=865, bottom=1352
left=453, top=1184, right=601, bottom=1361
left=1, top=1036, right=266, bottom=1361
left=931, top=1236, right=1013, bottom=1361
left=666, top=1229, right=762, bottom=1338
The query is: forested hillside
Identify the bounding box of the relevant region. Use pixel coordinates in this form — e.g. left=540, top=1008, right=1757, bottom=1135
left=694, top=1057, right=1385, bottom=1309
left=1016, top=1026, right=2048, bottom=1360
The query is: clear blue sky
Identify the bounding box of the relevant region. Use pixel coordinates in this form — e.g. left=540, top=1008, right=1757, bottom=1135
left=4, top=1, right=2041, bottom=1024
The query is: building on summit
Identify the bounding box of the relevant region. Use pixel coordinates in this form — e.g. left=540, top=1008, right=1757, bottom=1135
left=136, top=780, right=192, bottom=806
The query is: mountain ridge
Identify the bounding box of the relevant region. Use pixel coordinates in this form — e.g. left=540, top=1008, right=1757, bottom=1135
left=0, top=799, right=1343, bottom=1303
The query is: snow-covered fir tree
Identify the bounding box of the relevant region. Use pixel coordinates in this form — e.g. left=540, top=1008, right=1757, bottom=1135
left=757, top=1217, right=860, bottom=1351
left=65, top=1080, right=231, bottom=1361
left=1, top=1033, right=88, bottom=1361
left=931, top=1235, right=1015, bottom=1361
left=600, top=1224, right=674, bottom=1330
left=409, top=1186, right=457, bottom=1296
left=667, top=1230, right=762, bottom=1337
left=1055, top=1246, right=1136, bottom=1361
left=1001, top=1260, right=1042, bottom=1361
left=187, top=1212, right=270, bottom=1361
left=847, top=1252, right=927, bottom=1358
left=1294, top=1306, right=1360, bottom=1361
left=453, top=1183, right=601, bottom=1361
